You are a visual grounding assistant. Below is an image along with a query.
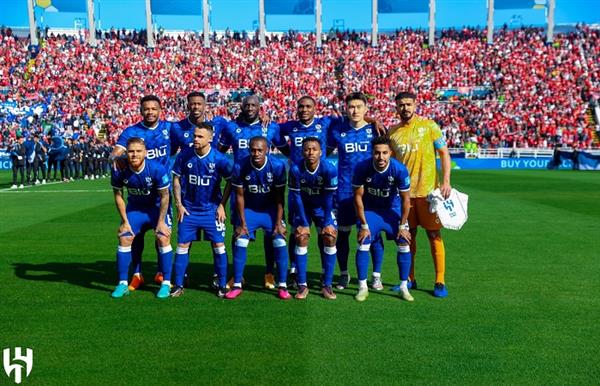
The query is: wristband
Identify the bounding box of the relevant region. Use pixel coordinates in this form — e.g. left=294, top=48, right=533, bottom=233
left=360, top=223, right=369, bottom=230
left=399, top=222, right=409, bottom=231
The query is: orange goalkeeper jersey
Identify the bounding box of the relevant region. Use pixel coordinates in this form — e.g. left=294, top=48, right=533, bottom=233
left=388, top=116, right=446, bottom=198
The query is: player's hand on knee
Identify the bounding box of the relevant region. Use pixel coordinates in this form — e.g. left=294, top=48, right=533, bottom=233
left=155, top=222, right=171, bottom=239
left=320, top=225, right=337, bottom=240
left=273, top=221, right=287, bottom=238
left=295, top=226, right=310, bottom=239
left=235, top=225, right=249, bottom=239
left=358, top=228, right=371, bottom=244
left=118, top=221, right=133, bottom=238
left=397, top=228, right=411, bottom=243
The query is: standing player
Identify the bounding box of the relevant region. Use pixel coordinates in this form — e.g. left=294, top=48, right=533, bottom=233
left=327, top=92, right=384, bottom=290
left=110, top=95, right=173, bottom=290
left=171, top=91, right=229, bottom=154
left=170, top=123, right=233, bottom=298
left=110, top=138, right=173, bottom=299
left=388, top=91, right=452, bottom=298
left=226, top=136, right=291, bottom=300
left=288, top=137, right=339, bottom=300
left=277, top=96, right=336, bottom=286
left=218, top=95, right=284, bottom=290
left=352, top=137, right=413, bottom=302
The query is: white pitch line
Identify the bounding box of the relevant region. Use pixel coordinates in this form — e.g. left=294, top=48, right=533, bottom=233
left=0, top=189, right=111, bottom=193
left=0, top=180, right=64, bottom=191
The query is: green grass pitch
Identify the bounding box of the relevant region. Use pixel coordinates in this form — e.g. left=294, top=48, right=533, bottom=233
left=1, top=169, right=599, bottom=384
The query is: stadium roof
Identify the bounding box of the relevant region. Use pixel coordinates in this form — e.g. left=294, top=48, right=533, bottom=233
left=0, top=0, right=598, bottom=32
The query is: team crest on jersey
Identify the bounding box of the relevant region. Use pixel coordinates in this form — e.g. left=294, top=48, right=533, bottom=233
left=366, top=128, right=372, bottom=134
left=187, top=163, right=193, bottom=169
left=208, top=163, right=215, bottom=173
left=162, top=129, right=169, bottom=139
left=316, top=124, right=321, bottom=131
left=418, top=127, right=427, bottom=136
left=301, top=179, right=306, bottom=183
left=340, top=133, right=346, bottom=137
left=267, top=172, right=273, bottom=182
left=123, top=179, right=128, bottom=185
left=366, top=177, right=371, bottom=183
left=184, top=132, right=189, bottom=138
left=388, top=176, right=395, bottom=185
left=245, top=175, right=251, bottom=180
left=293, top=128, right=298, bottom=132
left=317, top=176, right=323, bottom=184
left=145, top=177, right=153, bottom=185
left=236, top=128, right=242, bottom=133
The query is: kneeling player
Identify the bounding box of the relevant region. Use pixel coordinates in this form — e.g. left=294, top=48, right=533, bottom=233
left=352, top=136, right=413, bottom=302
left=170, top=123, right=233, bottom=298
left=288, top=137, right=338, bottom=300
left=111, top=137, right=173, bottom=299
left=226, top=137, right=291, bottom=300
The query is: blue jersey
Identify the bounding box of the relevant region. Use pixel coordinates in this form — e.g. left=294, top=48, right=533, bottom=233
left=289, top=160, right=337, bottom=210
left=231, top=156, right=287, bottom=212
left=170, top=116, right=228, bottom=154
left=351, top=158, right=410, bottom=211
left=172, top=147, right=233, bottom=212
left=111, top=159, right=171, bottom=209
left=328, top=121, right=375, bottom=198
left=116, top=120, right=172, bottom=168
left=218, top=119, right=284, bottom=164
left=279, top=116, right=338, bottom=164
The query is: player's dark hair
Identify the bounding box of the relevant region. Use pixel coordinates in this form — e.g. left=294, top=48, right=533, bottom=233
left=297, top=95, right=316, bottom=105
left=140, top=94, right=161, bottom=107
left=302, top=136, right=321, bottom=148
left=249, top=136, right=267, bottom=147
left=371, top=136, right=391, bottom=148
left=195, top=122, right=214, bottom=132
left=394, top=91, right=417, bottom=101
left=345, top=92, right=368, bottom=105
left=127, top=137, right=146, bottom=148
left=187, top=91, right=206, bottom=101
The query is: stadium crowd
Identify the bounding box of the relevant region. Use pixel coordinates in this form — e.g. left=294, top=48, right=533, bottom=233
left=1, top=25, right=599, bottom=153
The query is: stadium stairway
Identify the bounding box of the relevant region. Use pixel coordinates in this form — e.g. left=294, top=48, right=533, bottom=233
left=585, top=107, right=599, bottom=146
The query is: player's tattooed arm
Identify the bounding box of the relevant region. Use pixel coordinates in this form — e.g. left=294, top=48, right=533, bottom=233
left=234, top=186, right=248, bottom=238
left=109, top=147, right=128, bottom=171
left=113, top=188, right=133, bottom=237
left=156, top=188, right=171, bottom=238
left=173, top=175, right=189, bottom=222
left=353, top=186, right=371, bottom=243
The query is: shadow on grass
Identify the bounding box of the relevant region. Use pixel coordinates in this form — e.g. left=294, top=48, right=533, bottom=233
left=13, top=260, right=336, bottom=298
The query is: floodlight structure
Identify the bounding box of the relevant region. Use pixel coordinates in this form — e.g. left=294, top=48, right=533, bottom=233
left=203, top=0, right=210, bottom=47
left=145, top=0, right=154, bottom=48
left=87, top=0, right=96, bottom=47
left=316, top=0, right=322, bottom=48
left=428, top=0, right=436, bottom=46
left=27, top=0, right=38, bottom=45
left=259, top=0, right=266, bottom=47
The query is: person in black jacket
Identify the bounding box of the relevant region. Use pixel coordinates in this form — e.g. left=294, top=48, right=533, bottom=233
left=10, top=136, right=26, bottom=188
left=32, top=134, right=48, bottom=184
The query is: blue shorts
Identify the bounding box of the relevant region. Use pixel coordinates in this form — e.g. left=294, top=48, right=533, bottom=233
left=236, top=208, right=282, bottom=239
left=358, top=209, right=404, bottom=243
left=335, top=195, right=356, bottom=227
left=293, top=205, right=337, bottom=230
left=177, top=210, right=226, bottom=244
left=125, top=207, right=172, bottom=237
